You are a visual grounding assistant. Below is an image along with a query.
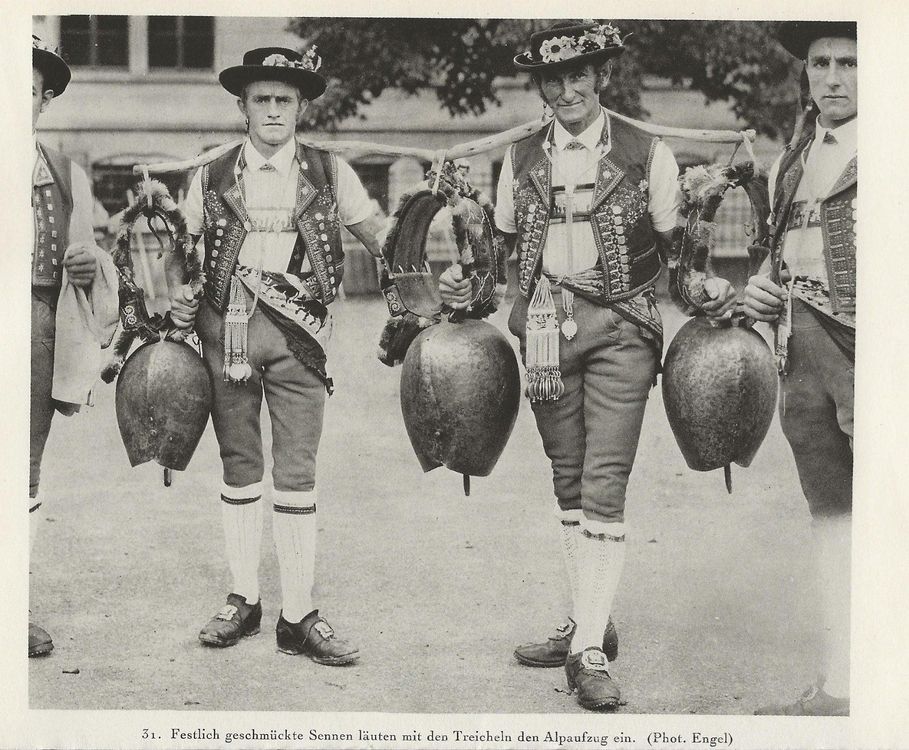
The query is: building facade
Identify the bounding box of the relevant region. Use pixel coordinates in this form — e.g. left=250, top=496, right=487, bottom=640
left=34, top=15, right=779, bottom=294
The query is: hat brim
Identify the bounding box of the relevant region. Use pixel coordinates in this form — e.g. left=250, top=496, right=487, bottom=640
left=219, top=65, right=327, bottom=100
left=33, top=48, right=71, bottom=96
left=514, top=46, right=624, bottom=72
left=778, top=21, right=857, bottom=59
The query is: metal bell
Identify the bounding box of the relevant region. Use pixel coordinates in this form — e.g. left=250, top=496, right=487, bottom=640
left=661, top=317, right=778, bottom=490
left=115, top=339, right=213, bottom=471
left=400, top=319, right=521, bottom=492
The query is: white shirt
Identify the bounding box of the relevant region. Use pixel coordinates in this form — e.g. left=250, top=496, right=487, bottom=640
left=495, top=109, right=681, bottom=277
left=183, top=137, right=373, bottom=274
left=768, top=118, right=857, bottom=286
left=33, top=139, right=95, bottom=248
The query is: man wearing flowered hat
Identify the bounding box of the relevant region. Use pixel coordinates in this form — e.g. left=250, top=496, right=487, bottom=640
left=441, top=20, right=736, bottom=711
left=743, top=21, right=856, bottom=716
left=30, top=36, right=119, bottom=658
left=168, top=46, right=382, bottom=664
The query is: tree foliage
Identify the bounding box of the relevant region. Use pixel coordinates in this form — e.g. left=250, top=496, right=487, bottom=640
left=290, top=18, right=802, bottom=139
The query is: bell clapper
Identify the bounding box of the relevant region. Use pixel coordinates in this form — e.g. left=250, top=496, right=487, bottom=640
left=164, top=468, right=173, bottom=488
left=463, top=474, right=471, bottom=497
left=724, top=464, right=732, bottom=494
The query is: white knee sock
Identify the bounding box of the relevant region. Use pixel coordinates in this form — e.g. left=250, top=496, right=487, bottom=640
left=272, top=488, right=317, bottom=623
left=557, top=508, right=584, bottom=621
left=572, top=523, right=626, bottom=654
left=29, top=500, right=42, bottom=559
left=812, top=514, right=851, bottom=697
left=220, top=482, right=264, bottom=604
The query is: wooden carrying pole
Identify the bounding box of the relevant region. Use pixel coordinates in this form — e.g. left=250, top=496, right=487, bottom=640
left=133, top=111, right=757, bottom=177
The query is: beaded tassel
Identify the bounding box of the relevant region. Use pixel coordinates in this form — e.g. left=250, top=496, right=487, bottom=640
left=524, top=275, right=564, bottom=402
left=774, top=285, right=792, bottom=377
left=224, top=276, right=253, bottom=383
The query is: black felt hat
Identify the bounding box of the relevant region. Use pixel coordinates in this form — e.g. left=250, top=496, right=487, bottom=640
left=514, top=20, right=625, bottom=71
left=778, top=21, right=857, bottom=60
left=219, top=46, right=326, bottom=99
left=32, top=35, right=71, bottom=96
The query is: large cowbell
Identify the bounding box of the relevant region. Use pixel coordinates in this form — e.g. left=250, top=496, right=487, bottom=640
left=400, top=318, right=521, bottom=489
left=382, top=168, right=520, bottom=494
left=116, top=339, right=212, bottom=471
left=661, top=317, right=778, bottom=491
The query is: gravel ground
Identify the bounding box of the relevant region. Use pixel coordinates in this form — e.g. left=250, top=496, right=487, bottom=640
left=29, top=295, right=819, bottom=714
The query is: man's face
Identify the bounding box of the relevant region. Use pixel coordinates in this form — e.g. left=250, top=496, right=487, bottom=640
left=32, top=68, right=53, bottom=130
left=806, top=36, right=857, bottom=127
left=539, top=63, right=604, bottom=134
left=238, top=80, right=307, bottom=151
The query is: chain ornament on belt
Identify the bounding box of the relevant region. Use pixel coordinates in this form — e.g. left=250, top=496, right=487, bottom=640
left=223, top=154, right=296, bottom=384
left=540, top=129, right=607, bottom=341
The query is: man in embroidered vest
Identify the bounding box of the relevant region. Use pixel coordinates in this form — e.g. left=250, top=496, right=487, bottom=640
left=30, top=36, right=117, bottom=658
left=742, top=21, right=856, bottom=716
left=168, top=46, right=382, bottom=665
left=441, top=21, right=736, bottom=711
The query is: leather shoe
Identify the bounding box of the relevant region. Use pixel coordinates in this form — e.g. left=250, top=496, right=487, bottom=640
left=565, top=647, right=621, bottom=711
left=514, top=617, right=618, bottom=667
left=276, top=609, right=360, bottom=665
left=754, top=683, right=849, bottom=716
left=198, top=593, right=262, bottom=647
left=28, top=622, right=54, bottom=657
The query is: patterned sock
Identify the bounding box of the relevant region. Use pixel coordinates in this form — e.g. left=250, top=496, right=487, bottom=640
left=572, top=525, right=626, bottom=654
left=220, top=482, right=264, bottom=604
left=812, top=514, right=851, bottom=697
left=272, top=489, right=317, bottom=623
left=29, top=501, right=42, bottom=558
left=557, top=509, right=583, bottom=620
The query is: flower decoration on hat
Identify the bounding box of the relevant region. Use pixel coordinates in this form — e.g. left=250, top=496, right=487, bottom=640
left=515, top=20, right=626, bottom=70
left=539, top=23, right=622, bottom=63
left=263, top=45, right=322, bottom=73
left=540, top=36, right=575, bottom=64
left=32, top=34, right=60, bottom=55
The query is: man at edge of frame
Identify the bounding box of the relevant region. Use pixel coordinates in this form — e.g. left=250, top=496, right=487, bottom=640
left=30, top=35, right=118, bottom=659
left=743, top=20, right=857, bottom=717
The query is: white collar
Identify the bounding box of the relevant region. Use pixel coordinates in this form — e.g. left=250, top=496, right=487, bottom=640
left=241, top=136, right=298, bottom=177
left=552, top=109, right=607, bottom=152
left=814, top=118, right=857, bottom=151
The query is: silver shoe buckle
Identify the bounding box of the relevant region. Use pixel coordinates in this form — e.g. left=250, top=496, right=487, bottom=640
left=580, top=649, right=608, bottom=671
left=215, top=604, right=239, bottom=621
left=313, top=620, right=335, bottom=639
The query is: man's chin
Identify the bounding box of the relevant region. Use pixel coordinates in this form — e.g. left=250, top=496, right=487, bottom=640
left=257, top=130, right=292, bottom=144
left=818, top=104, right=857, bottom=126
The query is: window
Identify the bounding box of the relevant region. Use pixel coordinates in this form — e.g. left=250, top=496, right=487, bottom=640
left=350, top=161, right=391, bottom=214
left=92, top=156, right=188, bottom=216
left=148, top=16, right=214, bottom=70
left=59, top=15, right=129, bottom=67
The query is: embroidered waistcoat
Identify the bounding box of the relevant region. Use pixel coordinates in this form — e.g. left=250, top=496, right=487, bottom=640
left=32, top=144, right=73, bottom=289
left=200, top=142, right=344, bottom=311
left=773, top=132, right=857, bottom=315
left=511, top=117, right=662, bottom=301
